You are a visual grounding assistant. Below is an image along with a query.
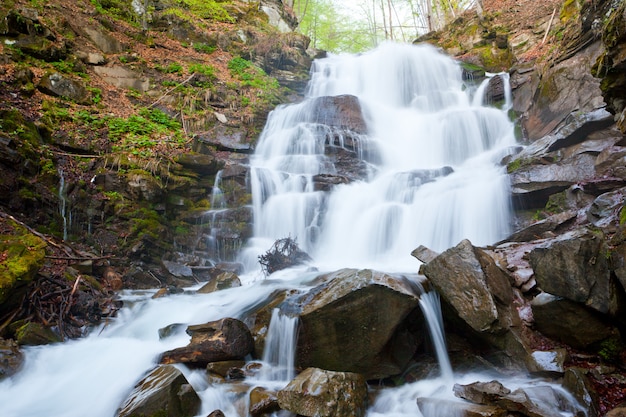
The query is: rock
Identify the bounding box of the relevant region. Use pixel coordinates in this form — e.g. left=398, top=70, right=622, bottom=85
left=173, top=153, right=224, bottom=175
left=15, top=322, right=62, bottom=346
left=93, top=66, right=150, bottom=92
left=277, top=367, right=368, bottom=417
left=162, top=260, right=194, bottom=279
left=160, top=317, right=254, bottom=367
left=307, top=95, right=368, bottom=134
left=83, top=26, right=125, bottom=53
left=411, top=245, right=440, bottom=264
left=484, top=74, right=506, bottom=104
left=531, top=292, right=618, bottom=349
left=563, top=368, right=601, bottom=417
left=194, top=126, right=252, bottom=153
left=197, top=272, right=241, bottom=293
left=421, top=240, right=508, bottom=333
left=76, top=50, right=106, bottom=65
left=206, top=360, right=245, bottom=378
left=0, top=338, right=23, bottom=379
left=125, top=170, right=163, bottom=201
left=527, top=348, right=569, bottom=376
left=14, top=35, right=68, bottom=62
left=294, top=268, right=422, bottom=379
left=249, top=386, right=279, bottom=417
left=453, top=380, right=578, bottom=417
left=529, top=229, right=613, bottom=314
left=0, top=219, right=47, bottom=313
left=207, top=411, right=225, bottom=417
left=522, top=41, right=605, bottom=141
left=417, top=397, right=507, bottom=417
left=587, top=187, right=626, bottom=228
left=37, top=72, right=90, bottom=104
left=116, top=365, right=200, bottom=417
left=502, top=210, right=578, bottom=243
left=596, top=145, right=626, bottom=180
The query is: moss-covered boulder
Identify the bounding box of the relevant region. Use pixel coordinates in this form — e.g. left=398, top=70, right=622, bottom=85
left=0, top=218, right=47, bottom=314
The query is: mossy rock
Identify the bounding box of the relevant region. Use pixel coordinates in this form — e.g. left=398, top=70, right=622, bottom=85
left=0, top=219, right=47, bottom=311
left=15, top=322, right=62, bottom=346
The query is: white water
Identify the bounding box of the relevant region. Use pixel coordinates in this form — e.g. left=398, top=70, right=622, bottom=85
left=243, top=41, right=515, bottom=272
left=0, top=42, right=576, bottom=417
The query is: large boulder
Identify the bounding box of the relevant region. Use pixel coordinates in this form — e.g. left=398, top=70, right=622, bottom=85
left=160, top=317, right=254, bottom=367
left=420, top=239, right=514, bottom=333
left=453, top=380, right=583, bottom=417
left=0, top=338, right=23, bottom=379
left=116, top=365, right=200, bottom=417
left=531, top=292, right=619, bottom=350
left=529, top=228, right=614, bottom=314
left=294, top=268, right=422, bottom=379
left=277, top=367, right=368, bottom=417
left=37, top=72, right=91, bottom=104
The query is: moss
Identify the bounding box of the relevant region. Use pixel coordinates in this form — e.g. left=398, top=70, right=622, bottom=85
left=0, top=220, right=47, bottom=305
left=598, top=336, right=624, bottom=363
left=559, top=0, right=581, bottom=24
left=620, top=206, right=626, bottom=226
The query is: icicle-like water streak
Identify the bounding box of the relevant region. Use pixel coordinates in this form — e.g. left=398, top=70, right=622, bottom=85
left=248, top=42, right=516, bottom=271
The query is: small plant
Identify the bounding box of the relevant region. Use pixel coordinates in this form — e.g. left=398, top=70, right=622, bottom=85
left=189, top=63, right=216, bottom=77
left=193, top=43, right=216, bottom=54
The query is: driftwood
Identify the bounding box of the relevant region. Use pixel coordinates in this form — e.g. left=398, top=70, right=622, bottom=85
left=258, top=237, right=312, bottom=276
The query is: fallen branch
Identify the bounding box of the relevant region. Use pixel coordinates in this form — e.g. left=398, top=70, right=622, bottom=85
left=542, top=8, right=557, bottom=45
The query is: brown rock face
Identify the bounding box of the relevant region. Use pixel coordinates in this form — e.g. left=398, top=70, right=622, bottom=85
left=295, top=268, right=422, bottom=379
left=160, top=317, right=254, bottom=367
left=277, top=367, right=368, bottom=417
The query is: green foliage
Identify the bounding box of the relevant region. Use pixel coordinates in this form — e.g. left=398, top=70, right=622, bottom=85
left=156, top=62, right=184, bottom=74
left=105, top=107, right=184, bottom=157
left=193, top=42, right=216, bottom=54
left=178, top=0, right=234, bottom=23
left=228, top=57, right=279, bottom=89
left=620, top=206, right=626, bottom=226
left=598, top=336, right=623, bottom=363
left=88, top=87, right=102, bottom=104
left=189, top=63, right=216, bottom=77
left=90, top=0, right=139, bottom=26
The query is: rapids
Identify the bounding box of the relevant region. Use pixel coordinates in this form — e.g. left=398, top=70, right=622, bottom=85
left=0, top=42, right=582, bottom=417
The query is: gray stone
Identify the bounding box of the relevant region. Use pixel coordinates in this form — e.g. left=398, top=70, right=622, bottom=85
left=294, top=268, right=422, bottom=379
left=277, top=368, right=368, bottom=417
left=38, top=72, right=90, bottom=104
left=84, top=26, right=125, bottom=53
left=116, top=365, right=200, bottom=417
left=93, top=66, right=150, bottom=92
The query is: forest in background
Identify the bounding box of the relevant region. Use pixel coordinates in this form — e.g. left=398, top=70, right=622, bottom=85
left=289, top=0, right=477, bottom=52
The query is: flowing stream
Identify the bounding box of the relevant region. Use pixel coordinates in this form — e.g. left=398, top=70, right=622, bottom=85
left=0, top=42, right=580, bottom=417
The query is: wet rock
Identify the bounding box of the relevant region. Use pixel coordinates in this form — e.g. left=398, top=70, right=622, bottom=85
left=308, top=95, right=367, bottom=134
left=417, top=397, right=507, bottom=417
left=531, top=292, right=618, bottom=350
left=207, top=411, right=225, bottom=417
left=15, top=322, right=61, bottom=346
left=421, top=239, right=511, bottom=333
left=453, top=380, right=579, bottom=417
left=529, top=228, right=613, bottom=314
left=162, top=260, right=194, bottom=279
left=527, top=348, right=569, bottom=376
left=197, top=272, right=241, bottom=293
left=206, top=360, right=245, bottom=378
left=587, top=187, right=626, bottom=228
left=249, top=386, right=280, bottom=416
left=116, top=365, right=200, bottom=417
left=484, top=74, right=506, bottom=104
left=277, top=367, right=368, bottom=417
left=0, top=338, right=23, bottom=379
left=502, top=210, right=578, bottom=243
left=160, top=317, right=254, bottom=367
left=596, top=145, right=626, bottom=180
left=411, top=245, right=440, bottom=264
left=294, top=268, right=422, bottom=379
left=563, top=367, right=601, bottom=417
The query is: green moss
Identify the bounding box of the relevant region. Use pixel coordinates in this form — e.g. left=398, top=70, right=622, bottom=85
left=0, top=220, right=47, bottom=305
left=598, top=336, right=623, bottom=363
left=620, top=206, right=626, bottom=226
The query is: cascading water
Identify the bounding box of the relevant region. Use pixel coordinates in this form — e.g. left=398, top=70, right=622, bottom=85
left=243, top=41, right=516, bottom=272
left=0, top=42, right=583, bottom=417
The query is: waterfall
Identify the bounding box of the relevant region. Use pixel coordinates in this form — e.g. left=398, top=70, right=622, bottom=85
left=245, top=41, right=516, bottom=273
left=0, top=42, right=585, bottom=417
left=257, top=308, right=299, bottom=383
left=58, top=168, right=69, bottom=241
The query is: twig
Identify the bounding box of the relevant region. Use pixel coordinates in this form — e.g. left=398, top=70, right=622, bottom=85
left=64, top=275, right=82, bottom=316
left=149, top=73, right=196, bottom=108
left=542, top=8, right=557, bottom=45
